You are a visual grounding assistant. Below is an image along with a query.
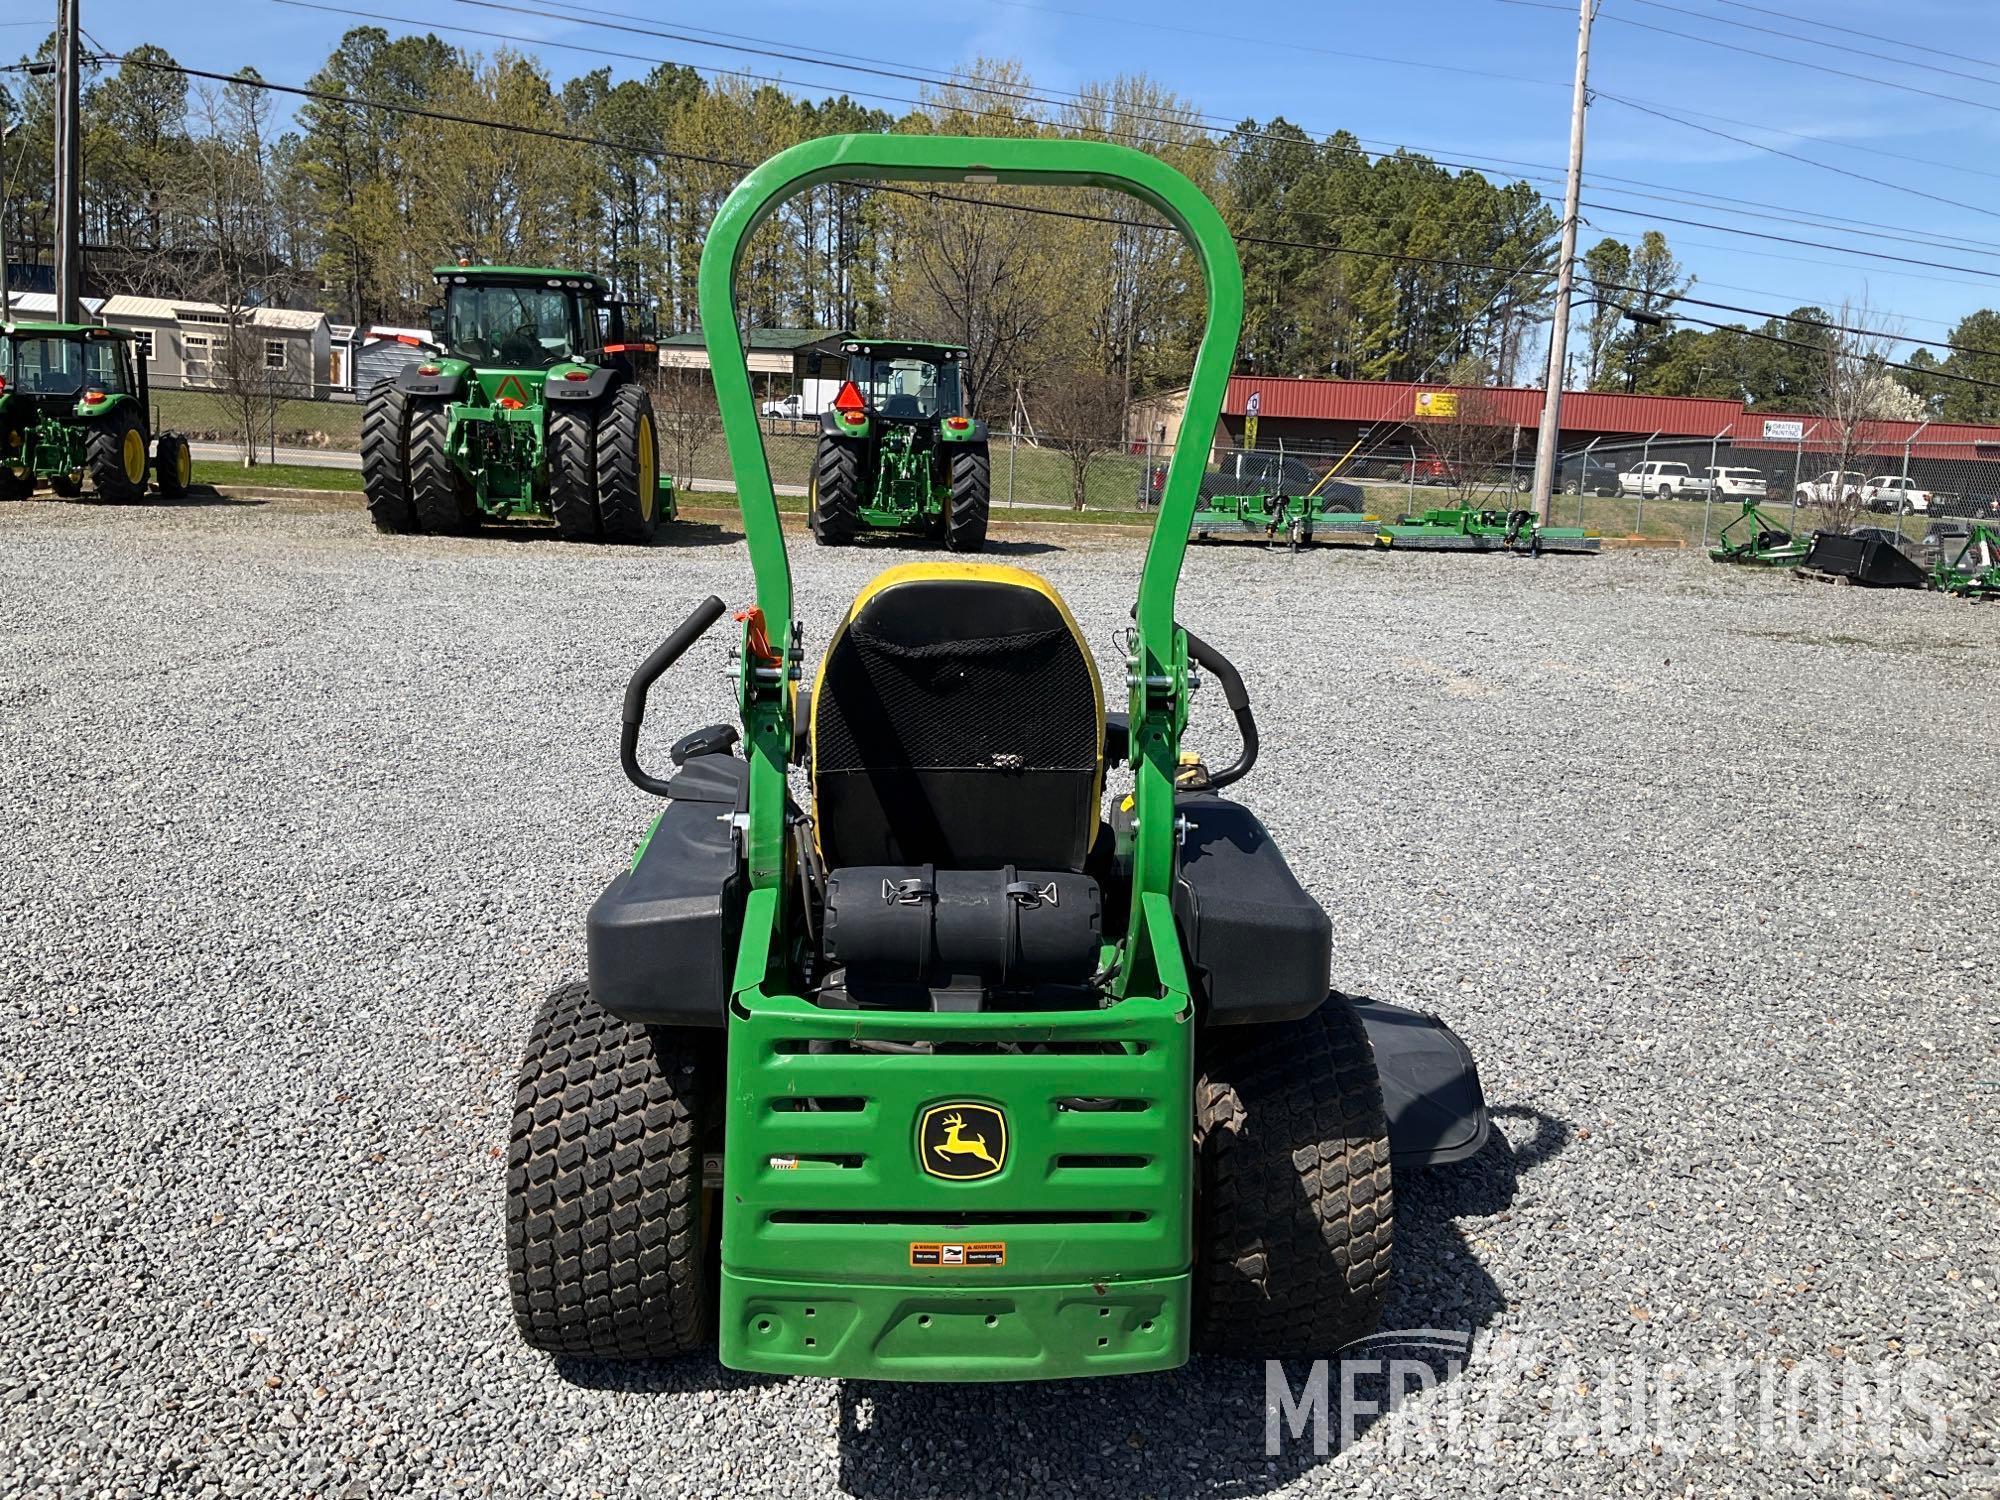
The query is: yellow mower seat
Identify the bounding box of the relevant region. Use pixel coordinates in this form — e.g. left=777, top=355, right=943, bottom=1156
left=810, top=562, right=1104, bottom=870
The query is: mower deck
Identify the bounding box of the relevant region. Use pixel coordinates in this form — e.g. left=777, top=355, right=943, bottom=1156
left=1376, top=506, right=1601, bottom=554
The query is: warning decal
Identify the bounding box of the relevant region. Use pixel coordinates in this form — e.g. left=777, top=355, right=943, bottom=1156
left=909, top=1240, right=1006, bottom=1268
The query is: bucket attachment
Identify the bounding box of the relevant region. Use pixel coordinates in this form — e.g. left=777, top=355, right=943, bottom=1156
left=1797, top=530, right=1928, bottom=588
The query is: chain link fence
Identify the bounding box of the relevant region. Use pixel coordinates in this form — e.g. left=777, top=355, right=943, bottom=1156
left=149, top=377, right=2000, bottom=552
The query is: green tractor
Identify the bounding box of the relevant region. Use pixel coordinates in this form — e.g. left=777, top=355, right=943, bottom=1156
left=0, top=320, right=191, bottom=502
left=503, top=135, right=1488, bottom=1382
left=361, top=265, right=673, bottom=543
left=807, top=337, right=990, bottom=550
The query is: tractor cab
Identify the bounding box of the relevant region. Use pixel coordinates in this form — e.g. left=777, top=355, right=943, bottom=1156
left=831, top=338, right=966, bottom=423
left=431, top=266, right=605, bottom=372
left=0, top=321, right=188, bottom=502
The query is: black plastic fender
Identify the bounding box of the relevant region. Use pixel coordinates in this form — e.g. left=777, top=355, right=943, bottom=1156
left=394, top=364, right=467, bottom=399
left=1344, top=995, right=1490, bottom=1167
left=544, top=366, right=620, bottom=403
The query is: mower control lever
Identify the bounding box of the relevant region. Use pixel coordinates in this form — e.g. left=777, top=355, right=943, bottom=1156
left=1182, top=630, right=1259, bottom=790
left=621, top=595, right=729, bottom=797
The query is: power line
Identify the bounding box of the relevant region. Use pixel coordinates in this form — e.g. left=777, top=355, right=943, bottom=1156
left=432, top=0, right=2000, bottom=273
left=1500, top=0, right=2000, bottom=119
left=1600, top=283, right=2000, bottom=362
left=1617, top=0, right=2000, bottom=91
left=1595, top=92, right=2000, bottom=226
left=1657, top=0, right=2000, bottom=78
left=488, top=0, right=2000, bottom=268
left=1662, top=310, right=2000, bottom=392
left=976, top=0, right=1568, bottom=92
left=94, top=51, right=2000, bottom=365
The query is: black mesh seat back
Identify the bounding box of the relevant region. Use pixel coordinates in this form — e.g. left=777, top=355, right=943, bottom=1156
left=812, top=565, right=1104, bottom=870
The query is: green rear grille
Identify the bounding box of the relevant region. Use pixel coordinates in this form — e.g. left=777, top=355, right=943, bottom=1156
left=722, top=993, right=1192, bottom=1288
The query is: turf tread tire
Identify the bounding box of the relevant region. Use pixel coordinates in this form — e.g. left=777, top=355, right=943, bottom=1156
left=595, top=384, right=658, bottom=545
left=548, top=401, right=601, bottom=541
left=1192, top=999, right=1394, bottom=1358
left=946, top=444, right=990, bottom=553
left=810, top=436, right=861, bottom=545
left=360, top=382, right=417, bottom=533
left=86, top=407, right=146, bottom=503
left=408, top=401, right=474, bottom=533
left=507, top=981, right=711, bottom=1360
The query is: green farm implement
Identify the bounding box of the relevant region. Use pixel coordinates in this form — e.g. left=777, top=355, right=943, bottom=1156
left=1192, top=491, right=1377, bottom=549
left=0, top=320, right=191, bottom=502
left=1376, top=505, right=1601, bottom=555
left=1708, top=501, right=1808, bottom=567
left=1931, top=523, right=2000, bottom=600
left=361, top=265, right=673, bottom=543
left=808, top=337, right=989, bottom=549
left=503, top=134, right=1488, bottom=1384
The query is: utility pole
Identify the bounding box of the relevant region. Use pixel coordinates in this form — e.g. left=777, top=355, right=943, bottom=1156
left=0, top=120, right=15, bottom=323
left=53, top=0, right=83, bottom=324
left=1530, top=0, right=1595, bottom=525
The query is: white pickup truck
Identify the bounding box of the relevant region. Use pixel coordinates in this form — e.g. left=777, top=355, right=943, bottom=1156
left=1861, top=475, right=1932, bottom=513
left=1618, top=460, right=1712, bottom=499
left=1793, top=470, right=1864, bottom=507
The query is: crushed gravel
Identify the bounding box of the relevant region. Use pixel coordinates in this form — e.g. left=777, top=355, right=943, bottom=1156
left=2, top=492, right=1995, bottom=1499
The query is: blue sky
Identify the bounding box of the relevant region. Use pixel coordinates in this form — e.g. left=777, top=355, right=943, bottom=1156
left=49, top=0, right=2000, bottom=357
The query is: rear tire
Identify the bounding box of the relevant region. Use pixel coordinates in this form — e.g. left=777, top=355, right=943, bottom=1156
left=946, top=444, right=989, bottom=553
left=360, top=383, right=417, bottom=533
left=595, top=384, right=659, bottom=545
left=409, top=400, right=475, bottom=533
left=87, top=407, right=147, bottom=503
left=1192, top=999, right=1394, bottom=1358
left=810, top=436, right=860, bottom=545
left=507, top=981, right=713, bottom=1360
left=153, top=434, right=192, bottom=498
left=548, top=401, right=600, bottom=541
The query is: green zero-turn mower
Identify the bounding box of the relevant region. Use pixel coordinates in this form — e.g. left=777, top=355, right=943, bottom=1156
left=361, top=265, right=673, bottom=543
left=0, top=320, right=192, bottom=502
left=505, top=135, right=1489, bottom=1382
left=807, top=336, right=990, bottom=550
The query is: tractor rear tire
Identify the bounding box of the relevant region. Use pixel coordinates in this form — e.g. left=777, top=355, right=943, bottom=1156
left=595, top=384, right=660, bottom=545
left=946, top=444, right=990, bottom=553
left=87, top=407, right=148, bottom=503
left=507, top=981, right=714, bottom=1360
left=1191, top=998, right=1394, bottom=1358
left=154, top=434, right=192, bottom=499
left=409, top=400, right=476, bottom=533
left=810, top=436, right=861, bottom=545
left=360, top=382, right=417, bottom=533
left=548, top=401, right=601, bottom=542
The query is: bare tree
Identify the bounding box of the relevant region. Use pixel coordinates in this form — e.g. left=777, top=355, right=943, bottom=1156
left=651, top=366, right=720, bottom=489
left=1418, top=358, right=1515, bottom=509
left=1810, top=301, right=1907, bottom=535
left=1039, top=369, right=1127, bottom=510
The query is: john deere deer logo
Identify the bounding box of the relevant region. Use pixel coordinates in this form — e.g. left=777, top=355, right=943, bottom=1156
left=918, top=1102, right=1007, bottom=1181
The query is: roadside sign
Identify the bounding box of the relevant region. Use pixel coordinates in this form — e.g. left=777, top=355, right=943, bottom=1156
left=1414, top=390, right=1457, bottom=418
left=1762, top=419, right=1805, bottom=442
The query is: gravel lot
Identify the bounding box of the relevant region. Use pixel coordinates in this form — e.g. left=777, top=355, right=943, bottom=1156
left=2, top=492, right=1995, bottom=1499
